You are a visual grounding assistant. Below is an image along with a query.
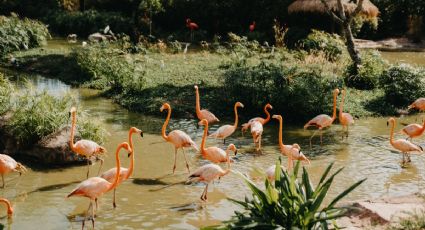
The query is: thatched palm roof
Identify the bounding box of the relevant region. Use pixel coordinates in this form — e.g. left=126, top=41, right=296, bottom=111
left=288, top=0, right=379, bottom=18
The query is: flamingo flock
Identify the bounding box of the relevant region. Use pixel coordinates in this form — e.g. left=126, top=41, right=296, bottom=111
left=0, top=85, right=424, bottom=228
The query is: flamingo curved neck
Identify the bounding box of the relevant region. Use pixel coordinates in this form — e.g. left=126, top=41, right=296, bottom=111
left=201, top=122, right=208, bottom=153
left=127, top=129, right=135, bottom=178
left=263, top=107, right=271, bottom=124
left=389, top=120, right=395, bottom=145
left=70, top=112, right=77, bottom=152
left=195, top=88, right=201, bottom=117
left=339, top=92, right=345, bottom=118
left=278, top=118, right=284, bottom=148
left=162, top=108, right=171, bottom=141
left=233, top=104, right=239, bottom=128
left=108, top=144, right=122, bottom=192
left=331, top=92, right=338, bottom=121
left=222, top=154, right=231, bottom=176
left=0, top=199, right=12, bottom=215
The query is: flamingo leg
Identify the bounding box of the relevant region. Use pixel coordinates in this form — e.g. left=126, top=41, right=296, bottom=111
left=258, top=135, right=262, bottom=152
left=309, top=130, right=319, bottom=149
left=407, top=154, right=412, bottom=163
left=86, top=159, right=90, bottom=179
left=96, top=158, right=104, bottom=176
left=82, top=201, right=92, bottom=230
left=91, top=200, right=95, bottom=229
left=346, top=126, right=349, bottom=138
left=341, top=125, right=345, bottom=140
left=182, top=148, right=190, bottom=173
left=223, top=138, right=226, bottom=144
left=173, top=148, right=177, bottom=174
left=113, top=188, right=117, bottom=208
left=201, top=184, right=209, bottom=201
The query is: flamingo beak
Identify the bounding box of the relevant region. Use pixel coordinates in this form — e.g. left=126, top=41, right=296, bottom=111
left=140, top=131, right=144, bottom=137
left=234, top=149, right=238, bottom=155
left=128, top=152, right=132, bottom=158
left=386, top=121, right=389, bottom=126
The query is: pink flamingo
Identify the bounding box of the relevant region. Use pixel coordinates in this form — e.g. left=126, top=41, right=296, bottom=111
left=339, top=89, right=354, bottom=140
left=100, top=127, right=143, bottom=208
left=249, top=21, right=256, bottom=32
left=0, top=198, right=13, bottom=218
left=0, top=154, right=27, bottom=188
left=194, top=85, right=219, bottom=126
left=70, top=107, right=106, bottom=178
left=387, top=117, right=423, bottom=166
left=250, top=120, right=264, bottom=151
left=304, top=89, right=339, bottom=148
left=200, top=119, right=237, bottom=163
left=67, top=142, right=131, bottom=229
left=241, top=103, right=273, bottom=133
left=400, top=119, right=425, bottom=141
left=186, top=18, right=199, bottom=41
left=187, top=150, right=232, bottom=201
left=161, top=103, right=198, bottom=174
left=408, top=98, right=425, bottom=112
left=209, top=102, right=244, bottom=143
left=273, top=115, right=309, bottom=170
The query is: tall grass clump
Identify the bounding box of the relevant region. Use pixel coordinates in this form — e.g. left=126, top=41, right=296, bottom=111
left=379, top=64, right=425, bottom=107
left=0, top=13, right=50, bottom=57
left=0, top=73, right=12, bottom=115
left=6, top=81, right=106, bottom=147
left=212, top=161, right=365, bottom=229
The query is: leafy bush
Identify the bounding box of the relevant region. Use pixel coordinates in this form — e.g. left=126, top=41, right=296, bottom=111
left=0, top=14, right=50, bottom=56
left=215, top=161, right=365, bottom=229
left=7, top=82, right=106, bottom=146
left=44, top=10, right=131, bottom=37
left=0, top=73, right=12, bottom=115
left=379, top=64, right=425, bottom=107
left=344, top=50, right=387, bottom=90
left=223, top=59, right=341, bottom=122
left=298, top=30, right=345, bottom=61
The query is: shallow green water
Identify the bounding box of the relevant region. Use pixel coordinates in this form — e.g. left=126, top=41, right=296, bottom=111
left=1, top=45, right=425, bottom=229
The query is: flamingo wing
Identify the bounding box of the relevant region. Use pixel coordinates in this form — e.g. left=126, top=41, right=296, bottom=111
left=402, top=124, right=422, bottom=136
left=304, top=114, right=332, bottom=129
left=168, top=130, right=198, bottom=151
left=198, top=109, right=219, bottom=124
left=100, top=167, right=129, bottom=183
left=209, top=125, right=235, bottom=139
left=0, top=154, right=17, bottom=174
left=342, top=113, right=354, bottom=125
left=189, top=164, right=222, bottom=183
left=203, top=147, right=227, bottom=163
left=67, top=177, right=111, bottom=199
left=74, top=139, right=100, bottom=157
left=393, top=139, right=423, bottom=154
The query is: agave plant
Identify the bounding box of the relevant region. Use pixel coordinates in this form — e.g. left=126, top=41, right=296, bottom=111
left=215, top=160, right=365, bottom=229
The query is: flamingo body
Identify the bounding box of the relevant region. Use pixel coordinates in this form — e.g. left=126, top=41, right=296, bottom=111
left=250, top=120, right=263, bottom=150
left=249, top=21, right=256, bottom=32
left=189, top=164, right=224, bottom=183
left=339, top=89, right=354, bottom=139
left=72, top=140, right=104, bottom=158
left=194, top=85, right=219, bottom=125
left=401, top=120, right=425, bottom=139
left=0, top=154, right=26, bottom=188
left=241, top=103, right=272, bottom=132
left=68, top=177, right=112, bottom=199
left=209, top=102, right=243, bottom=142
left=408, top=98, right=425, bottom=111
left=200, top=119, right=237, bottom=163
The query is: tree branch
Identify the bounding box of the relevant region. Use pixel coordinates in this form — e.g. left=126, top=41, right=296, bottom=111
left=347, top=0, right=364, bottom=21
left=319, top=0, right=344, bottom=24
left=336, top=0, right=346, bottom=20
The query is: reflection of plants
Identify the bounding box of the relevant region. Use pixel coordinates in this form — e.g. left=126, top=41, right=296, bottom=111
left=214, top=161, right=365, bottom=229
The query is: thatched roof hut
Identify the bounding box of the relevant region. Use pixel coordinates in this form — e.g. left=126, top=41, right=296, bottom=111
left=288, top=0, right=379, bottom=18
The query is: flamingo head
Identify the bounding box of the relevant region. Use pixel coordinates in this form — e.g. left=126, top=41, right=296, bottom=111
left=236, top=102, right=244, bottom=108
left=69, top=107, right=77, bottom=118
left=333, top=88, right=340, bottom=96
left=252, top=21, right=256, bottom=26
left=292, top=143, right=301, bottom=150
left=7, top=206, right=13, bottom=217
left=160, top=103, right=170, bottom=112
left=120, top=142, right=132, bottom=153
left=186, top=18, right=191, bottom=25
left=227, top=143, right=238, bottom=155
left=200, top=119, right=208, bottom=126
left=194, top=85, right=198, bottom=90
left=130, top=127, right=143, bottom=137
left=387, top=117, right=395, bottom=126
left=265, top=103, right=273, bottom=110
left=272, top=114, right=282, bottom=120
left=96, top=146, right=107, bottom=155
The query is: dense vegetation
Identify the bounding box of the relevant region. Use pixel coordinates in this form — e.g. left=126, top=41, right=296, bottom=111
left=0, top=14, right=50, bottom=57
left=0, top=72, right=105, bottom=147
left=209, top=161, right=365, bottom=229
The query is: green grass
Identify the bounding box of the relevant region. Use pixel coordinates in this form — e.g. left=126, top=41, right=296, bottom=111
left=388, top=211, right=425, bottom=230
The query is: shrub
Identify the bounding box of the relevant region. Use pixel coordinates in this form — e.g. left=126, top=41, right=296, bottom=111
left=379, top=64, right=425, bottom=107
left=8, top=82, right=106, bottom=146
left=298, top=30, right=345, bottom=61
left=214, top=161, right=365, bottom=229
left=0, top=73, right=12, bottom=115
left=0, top=14, right=50, bottom=56
left=344, top=50, right=386, bottom=90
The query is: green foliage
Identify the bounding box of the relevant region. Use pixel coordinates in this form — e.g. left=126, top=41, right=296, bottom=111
left=0, top=14, right=50, bottom=57
left=379, top=64, right=425, bottom=107
left=388, top=211, right=425, bottom=230
left=298, top=30, right=345, bottom=61
left=0, top=73, right=12, bottom=115
left=216, top=161, right=365, bottom=229
left=344, top=50, right=387, bottom=90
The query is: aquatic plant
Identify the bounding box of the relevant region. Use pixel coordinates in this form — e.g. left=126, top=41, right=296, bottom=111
left=211, top=161, right=365, bottom=229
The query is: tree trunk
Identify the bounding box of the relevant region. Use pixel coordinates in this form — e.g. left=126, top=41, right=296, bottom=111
left=343, top=22, right=361, bottom=73
left=79, top=0, right=85, bottom=11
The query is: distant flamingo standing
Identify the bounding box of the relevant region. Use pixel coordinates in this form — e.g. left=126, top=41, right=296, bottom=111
left=0, top=198, right=13, bottom=218
left=209, top=102, right=244, bottom=143
left=67, top=142, right=131, bottom=229
left=100, top=127, right=143, bottom=208
left=400, top=119, right=425, bottom=141
left=408, top=98, right=425, bottom=112
left=161, top=103, right=198, bottom=174
left=250, top=120, right=264, bottom=152
left=304, top=89, right=339, bottom=148
left=387, top=117, right=423, bottom=166
left=186, top=18, right=198, bottom=41
left=249, top=21, right=256, bottom=32
left=194, top=85, right=219, bottom=126
left=200, top=119, right=237, bottom=163
left=187, top=150, right=232, bottom=201
left=339, top=89, right=354, bottom=140
left=0, top=154, right=27, bottom=188
left=241, top=103, right=273, bottom=133
left=70, top=107, right=106, bottom=178
left=273, top=115, right=309, bottom=170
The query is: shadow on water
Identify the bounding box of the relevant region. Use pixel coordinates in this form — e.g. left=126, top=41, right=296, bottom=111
left=131, top=178, right=168, bottom=186
left=170, top=203, right=201, bottom=213
left=15, top=181, right=81, bottom=199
